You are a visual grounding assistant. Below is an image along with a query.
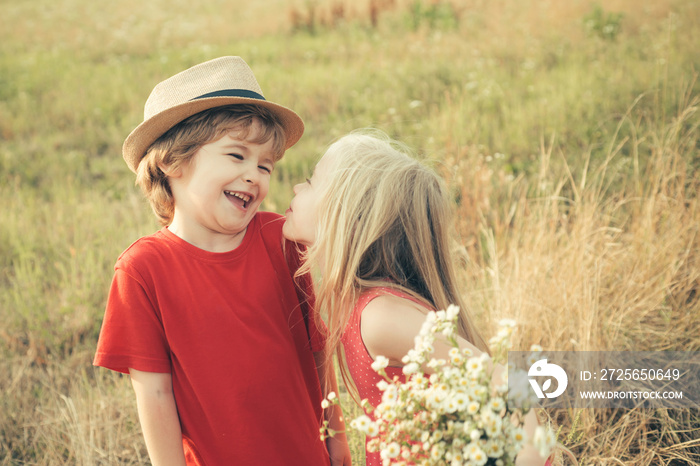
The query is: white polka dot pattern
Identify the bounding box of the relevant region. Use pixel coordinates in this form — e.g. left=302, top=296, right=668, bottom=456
left=341, top=287, right=432, bottom=466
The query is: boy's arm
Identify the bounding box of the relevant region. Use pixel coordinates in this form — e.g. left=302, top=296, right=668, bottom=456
left=314, top=352, right=352, bottom=466
left=129, top=369, right=187, bottom=466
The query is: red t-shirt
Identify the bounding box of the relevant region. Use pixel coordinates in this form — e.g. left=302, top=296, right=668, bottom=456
left=94, top=212, right=329, bottom=466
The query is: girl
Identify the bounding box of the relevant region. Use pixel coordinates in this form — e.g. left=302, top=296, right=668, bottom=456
left=283, top=130, right=547, bottom=465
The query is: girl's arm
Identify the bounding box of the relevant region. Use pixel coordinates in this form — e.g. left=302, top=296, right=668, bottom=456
left=361, top=294, right=485, bottom=366
left=314, top=351, right=352, bottom=466
left=129, top=369, right=187, bottom=466
left=361, top=295, right=548, bottom=466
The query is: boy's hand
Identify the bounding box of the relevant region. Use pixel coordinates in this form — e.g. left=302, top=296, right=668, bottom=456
left=129, top=369, right=187, bottom=466
left=313, top=350, right=352, bottom=466
left=327, top=433, right=352, bottom=466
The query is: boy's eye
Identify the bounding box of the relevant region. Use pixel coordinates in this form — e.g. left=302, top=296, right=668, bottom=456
left=259, top=165, right=272, bottom=174
left=227, top=153, right=243, bottom=160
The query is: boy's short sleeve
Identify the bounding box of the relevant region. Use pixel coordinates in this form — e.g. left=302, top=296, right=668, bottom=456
left=283, top=239, right=326, bottom=353
left=93, top=267, right=172, bottom=374
left=294, top=263, right=326, bottom=352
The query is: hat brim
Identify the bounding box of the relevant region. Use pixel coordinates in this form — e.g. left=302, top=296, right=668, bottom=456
left=122, top=96, right=304, bottom=173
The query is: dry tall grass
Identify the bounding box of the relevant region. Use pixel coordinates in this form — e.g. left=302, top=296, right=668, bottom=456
left=445, top=87, right=700, bottom=464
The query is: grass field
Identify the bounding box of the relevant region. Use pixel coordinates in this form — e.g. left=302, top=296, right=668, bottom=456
left=1, top=0, right=699, bottom=464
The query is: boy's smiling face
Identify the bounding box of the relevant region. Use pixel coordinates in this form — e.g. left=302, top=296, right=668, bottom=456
left=167, top=118, right=275, bottom=252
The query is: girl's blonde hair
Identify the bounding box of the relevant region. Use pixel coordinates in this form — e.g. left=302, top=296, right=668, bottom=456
left=299, top=129, right=489, bottom=398
left=136, top=104, right=286, bottom=225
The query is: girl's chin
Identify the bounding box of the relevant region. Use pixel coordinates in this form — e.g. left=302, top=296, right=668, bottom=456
left=282, top=229, right=311, bottom=247
left=286, top=236, right=310, bottom=246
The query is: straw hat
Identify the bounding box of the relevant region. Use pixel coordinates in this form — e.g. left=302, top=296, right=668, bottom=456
left=122, top=56, right=304, bottom=172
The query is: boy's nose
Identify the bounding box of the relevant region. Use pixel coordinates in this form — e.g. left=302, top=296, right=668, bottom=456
left=244, top=166, right=260, bottom=184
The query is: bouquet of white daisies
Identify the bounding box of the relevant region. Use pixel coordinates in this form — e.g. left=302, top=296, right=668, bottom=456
left=321, top=305, right=556, bottom=466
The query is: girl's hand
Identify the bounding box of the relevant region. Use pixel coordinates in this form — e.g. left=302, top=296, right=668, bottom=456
left=515, top=445, right=550, bottom=466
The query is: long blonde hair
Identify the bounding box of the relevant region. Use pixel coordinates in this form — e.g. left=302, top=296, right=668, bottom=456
left=298, top=130, right=489, bottom=397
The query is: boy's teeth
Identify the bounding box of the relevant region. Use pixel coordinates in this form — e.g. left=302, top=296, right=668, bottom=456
left=226, top=191, right=251, bottom=203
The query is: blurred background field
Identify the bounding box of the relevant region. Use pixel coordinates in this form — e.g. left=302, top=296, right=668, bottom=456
left=1, top=0, right=698, bottom=464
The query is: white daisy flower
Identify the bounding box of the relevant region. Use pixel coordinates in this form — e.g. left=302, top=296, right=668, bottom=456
left=371, top=355, right=390, bottom=371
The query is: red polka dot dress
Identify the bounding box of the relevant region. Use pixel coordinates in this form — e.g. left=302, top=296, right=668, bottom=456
left=341, top=287, right=429, bottom=466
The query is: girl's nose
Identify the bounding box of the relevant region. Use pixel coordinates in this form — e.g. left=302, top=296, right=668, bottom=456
left=293, top=182, right=303, bottom=194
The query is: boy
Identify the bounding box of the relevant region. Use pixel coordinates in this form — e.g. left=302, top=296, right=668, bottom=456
left=94, top=57, right=350, bottom=465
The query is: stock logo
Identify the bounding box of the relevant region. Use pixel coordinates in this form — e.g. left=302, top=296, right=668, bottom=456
left=528, top=359, right=568, bottom=399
